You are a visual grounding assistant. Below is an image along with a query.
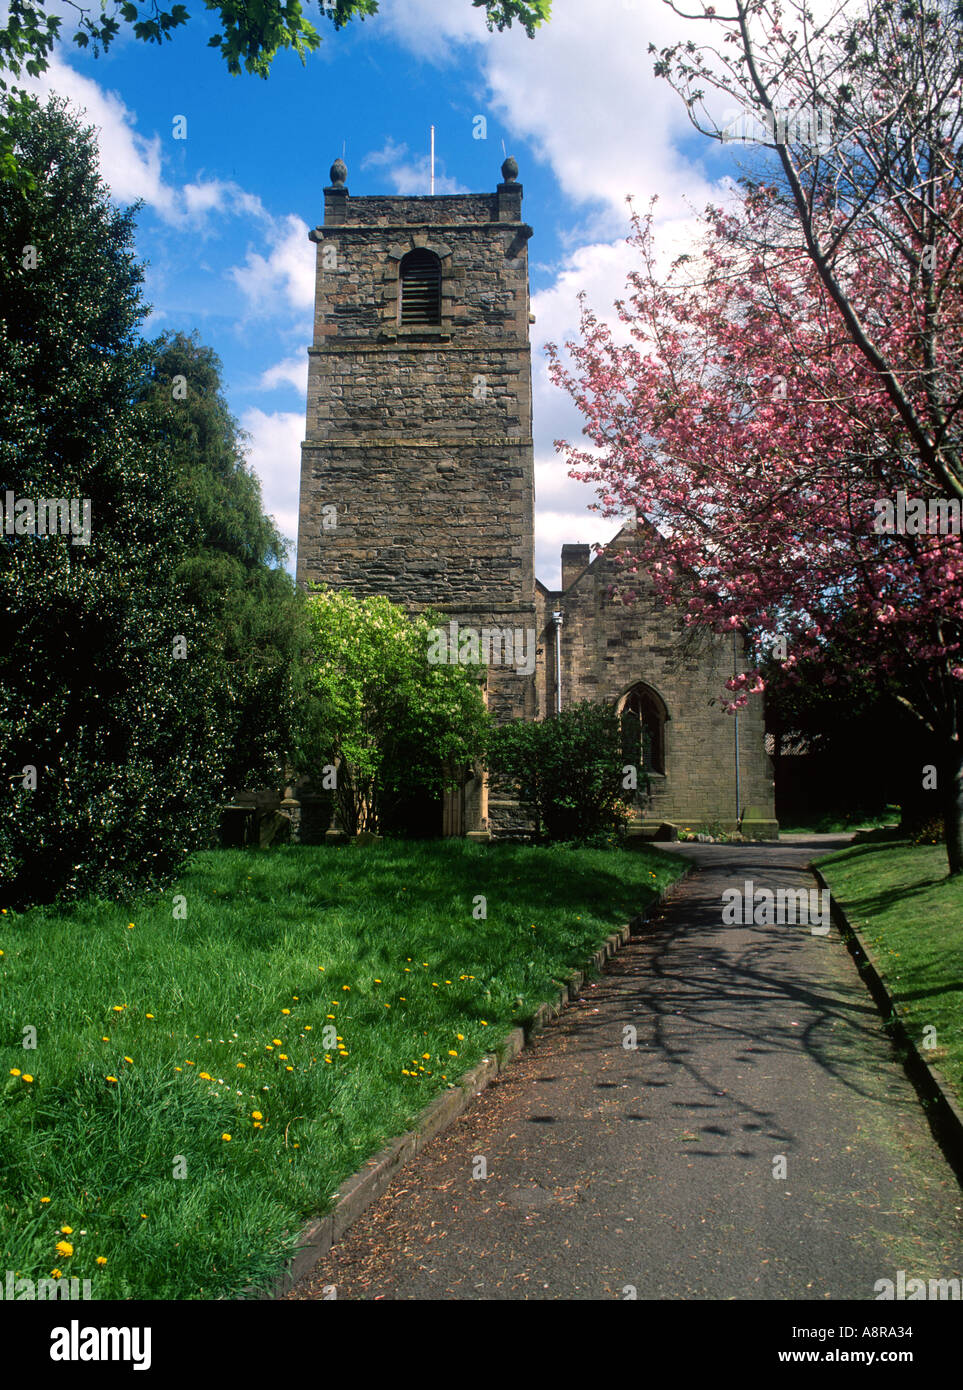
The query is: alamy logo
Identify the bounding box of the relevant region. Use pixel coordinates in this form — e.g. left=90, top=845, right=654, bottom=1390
left=50, top=1319, right=151, bottom=1370
left=874, top=1270, right=960, bottom=1300
left=2, top=491, right=92, bottom=545
left=2, top=1269, right=92, bottom=1300
left=872, top=490, right=961, bottom=535
left=427, top=620, right=536, bottom=676
left=721, top=880, right=830, bottom=933
left=720, top=106, right=832, bottom=151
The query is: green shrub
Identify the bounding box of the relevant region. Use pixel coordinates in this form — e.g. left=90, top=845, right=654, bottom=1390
left=488, top=701, right=634, bottom=843
left=303, top=588, right=490, bottom=835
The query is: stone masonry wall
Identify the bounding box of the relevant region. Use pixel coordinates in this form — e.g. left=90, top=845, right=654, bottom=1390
left=297, top=178, right=535, bottom=629
left=535, top=530, right=777, bottom=833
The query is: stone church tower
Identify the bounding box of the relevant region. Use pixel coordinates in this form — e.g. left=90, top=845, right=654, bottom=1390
left=297, top=156, right=537, bottom=836
left=297, top=157, right=778, bottom=839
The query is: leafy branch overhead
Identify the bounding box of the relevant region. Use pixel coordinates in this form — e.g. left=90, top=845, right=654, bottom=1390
left=0, top=0, right=550, bottom=86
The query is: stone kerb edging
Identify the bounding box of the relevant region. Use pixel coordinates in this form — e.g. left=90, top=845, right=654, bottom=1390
left=811, top=864, right=963, bottom=1170
left=246, top=867, right=689, bottom=1301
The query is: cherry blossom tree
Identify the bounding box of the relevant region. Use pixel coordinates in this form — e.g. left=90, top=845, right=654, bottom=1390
left=547, top=197, right=963, bottom=873
left=652, top=0, right=963, bottom=503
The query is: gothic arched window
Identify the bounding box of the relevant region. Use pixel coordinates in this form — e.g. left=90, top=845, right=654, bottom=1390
left=399, top=249, right=442, bottom=325
left=619, top=683, right=668, bottom=778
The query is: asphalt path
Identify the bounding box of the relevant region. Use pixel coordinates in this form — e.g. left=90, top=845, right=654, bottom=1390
left=290, top=838, right=962, bottom=1300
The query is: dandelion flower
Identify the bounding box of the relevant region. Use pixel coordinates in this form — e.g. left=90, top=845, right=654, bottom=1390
left=96, top=1256, right=107, bottom=1266
left=221, top=1134, right=231, bottom=1142
left=199, top=1072, right=212, bottom=1080
left=281, top=1009, right=291, bottom=1015
left=22, top=1074, right=33, bottom=1083
left=124, top=1057, right=133, bottom=1065
left=40, top=1197, right=51, bottom=1204
left=106, top=1076, right=118, bottom=1084
left=60, top=1226, right=73, bottom=1235
left=251, top=1111, right=262, bottom=1120
left=272, top=1039, right=282, bottom=1046
left=50, top=1269, right=62, bottom=1279
left=9, top=1068, right=21, bottom=1077
left=55, top=1241, right=73, bottom=1257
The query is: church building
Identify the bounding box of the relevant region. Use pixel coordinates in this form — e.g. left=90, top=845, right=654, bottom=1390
left=296, top=157, right=777, bottom=839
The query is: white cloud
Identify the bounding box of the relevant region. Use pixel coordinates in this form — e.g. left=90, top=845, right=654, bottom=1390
left=182, top=179, right=266, bottom=223
left=361, top=138, right=468, bottom=195
left=379, top=0, right=493, bottom=59
left=229, top=214, right=316, bottom=316
left=24, top=54, right=175, bottom=215
left=259, top=354, right=309, bottom=395
left=240, top=408, right=304, bottom=556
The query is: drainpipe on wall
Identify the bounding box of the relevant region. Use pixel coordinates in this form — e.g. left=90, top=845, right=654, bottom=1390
left=733, top=629, right=742, bottom=827
left=552, top=611, right=564, bottom=715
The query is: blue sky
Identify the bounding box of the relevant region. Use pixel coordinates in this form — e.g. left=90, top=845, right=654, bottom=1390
left=24, top=0, right=749, bottom=586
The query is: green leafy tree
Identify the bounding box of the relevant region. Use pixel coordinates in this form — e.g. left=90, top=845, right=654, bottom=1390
left=0, top=95, right=232, bottom=906
left=488, top=701, right=631, bottom=843
left=303, top=587, right=489, bottom=835
left=138, top=330, right=311, bottom=796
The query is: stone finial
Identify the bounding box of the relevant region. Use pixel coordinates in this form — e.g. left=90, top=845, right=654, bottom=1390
left=329, top=157, right=348, bottom=188
left=501, top=155, right=519, bottom=184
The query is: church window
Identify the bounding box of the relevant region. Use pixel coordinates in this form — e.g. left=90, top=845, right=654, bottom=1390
left=399, top=249, right=442, bottom=325
left=620, top=684, right=667, bottom=777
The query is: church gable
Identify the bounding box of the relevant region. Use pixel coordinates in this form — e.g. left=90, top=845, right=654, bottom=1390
left=536, top=528, right=776, bottom=833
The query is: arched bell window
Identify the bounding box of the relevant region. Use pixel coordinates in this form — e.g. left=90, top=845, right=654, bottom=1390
left=619, top=683, right=668, bottom=778
left=399, top=249, right=442, bottom=325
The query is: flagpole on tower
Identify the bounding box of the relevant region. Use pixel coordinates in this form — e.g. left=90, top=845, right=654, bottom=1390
left=430, top=125, right=435, bottom=195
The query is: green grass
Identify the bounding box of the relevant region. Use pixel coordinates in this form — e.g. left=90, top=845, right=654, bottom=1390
left=815, top=838, right=963, bottom=1110
left=0, top=838, right=682, bottom=1300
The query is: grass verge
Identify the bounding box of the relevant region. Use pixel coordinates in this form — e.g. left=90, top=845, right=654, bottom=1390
left=0, top=838, right=682, bottom=1299
left=814, top=838, right=962, bottom=1112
